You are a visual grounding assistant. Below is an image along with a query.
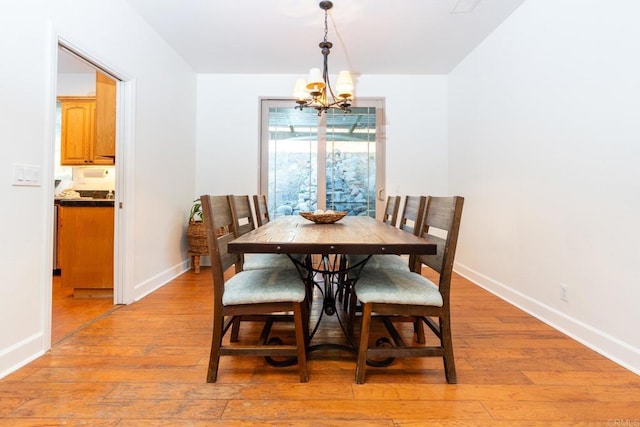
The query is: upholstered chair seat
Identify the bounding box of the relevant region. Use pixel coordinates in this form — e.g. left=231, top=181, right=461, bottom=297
left=222, top=268, right=306, bottom=306
left=355, top=269, right=443, bottom=307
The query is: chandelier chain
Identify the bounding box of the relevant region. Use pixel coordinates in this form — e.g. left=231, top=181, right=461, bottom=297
left=323, top=7, right=329, bottom=43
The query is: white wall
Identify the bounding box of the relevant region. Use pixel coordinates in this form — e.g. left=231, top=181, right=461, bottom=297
left=57, top=73, right=95, bottom=96
left=0, top=0, right=197, bottom=378
left=195, top=74, right=449, bottom=197
left=449, top=0, right=640, bottom=373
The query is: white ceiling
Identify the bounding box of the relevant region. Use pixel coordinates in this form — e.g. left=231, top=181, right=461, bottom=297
left=123, top=0, right=527, bottom=75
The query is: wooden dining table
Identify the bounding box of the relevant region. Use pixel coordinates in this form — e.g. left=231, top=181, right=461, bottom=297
left=227, top=214, right=437, bottom=357
left=227, top=215, right=436, bottom=257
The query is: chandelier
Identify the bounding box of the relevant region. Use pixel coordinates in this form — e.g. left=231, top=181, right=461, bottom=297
left=293, top=1, right=354, bottom=115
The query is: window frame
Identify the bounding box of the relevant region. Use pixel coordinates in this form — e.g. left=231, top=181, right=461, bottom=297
left=258, top=97, right=386, bottom=219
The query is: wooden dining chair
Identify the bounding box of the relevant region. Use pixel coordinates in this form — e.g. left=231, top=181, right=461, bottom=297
left=251, top=194, right=308, bottom=264
left=346, top=195, right=426, bottom=272
left=334, top=195, right=397, bottom=309
left=200, top=194, right=310, bottom=383
left=382, top=195, right=401, bottom=226
left=228, top=195, right=310, bottom=341
left=229, top=195, right=302, bottom=271
left=345, top=196, right=427, bottom=333
left=253, top=194, right=270, bottom=227
left=353, top=195, right=464, bottom=384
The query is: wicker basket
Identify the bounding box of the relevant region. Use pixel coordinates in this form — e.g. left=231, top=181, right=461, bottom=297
left=186, top=221, right=208, bottom=253
left=299, top=211, right=347, bottom=224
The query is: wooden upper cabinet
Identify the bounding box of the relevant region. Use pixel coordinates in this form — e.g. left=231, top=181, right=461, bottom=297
left=59, top=71, right=116, bottom=166
left=95, top=71, right=116, bottom=162
left=59, top=97, right=96, bottom=165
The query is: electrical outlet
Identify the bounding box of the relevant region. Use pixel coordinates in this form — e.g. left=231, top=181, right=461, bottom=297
left=560, top=283, right=569, bottom=302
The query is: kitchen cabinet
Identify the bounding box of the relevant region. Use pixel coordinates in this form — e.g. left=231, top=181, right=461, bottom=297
left=59, top=90, right=115, bottom=165
left=59, top=97, right=96, bottom=165
left=95, top=71, right=117, bottom=160
left=58, top=204, right=114, bottom=297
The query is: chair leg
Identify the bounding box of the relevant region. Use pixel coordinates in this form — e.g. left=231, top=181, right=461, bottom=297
left=206, top=310, right=224, bottom=383
left=337, top=255, right=348, bottom=307
left=303, top=255, right=315, bottom=311
left=293, top=302, right=309, bottom=383
left=346, top=286, right=358, bottom=338
left=414, top=317, right=425, bottom=344
left=440, top=315, right=457, bottom=384
left=355, top=303, right=373, bottom=384
left=299, top=295, right=311, bottom=346
left=230, top=316, right=241, bottom=342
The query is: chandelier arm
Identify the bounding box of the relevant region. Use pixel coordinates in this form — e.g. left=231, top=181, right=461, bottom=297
left=322, top=44, right=337, bottom=105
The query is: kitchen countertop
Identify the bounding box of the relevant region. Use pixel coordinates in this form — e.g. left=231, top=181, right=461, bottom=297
left=55, top=198, right=115, bottom=207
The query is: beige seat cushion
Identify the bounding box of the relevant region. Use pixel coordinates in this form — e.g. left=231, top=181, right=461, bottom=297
left=223, top=268, right=306, bottom=306
left=355, top=269, right=443, bottom=307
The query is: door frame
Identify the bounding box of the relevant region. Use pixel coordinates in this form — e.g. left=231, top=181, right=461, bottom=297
left=42, top=33, right=136, bottom=347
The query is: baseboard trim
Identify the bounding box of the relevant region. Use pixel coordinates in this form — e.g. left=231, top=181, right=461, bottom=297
left=454, top=262, right=640, bottom=376
left=0, top=333, right=46, bottom=380
left=133, top=259, right=191, bottom=301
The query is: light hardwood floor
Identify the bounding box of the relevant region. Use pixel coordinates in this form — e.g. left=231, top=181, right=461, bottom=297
left=1, top=268, right=638, bottom=426
left=51, top=274, right=117, bottom=344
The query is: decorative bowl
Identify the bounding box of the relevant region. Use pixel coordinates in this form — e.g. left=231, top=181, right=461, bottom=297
left=299, top=211, right=347, bottom=224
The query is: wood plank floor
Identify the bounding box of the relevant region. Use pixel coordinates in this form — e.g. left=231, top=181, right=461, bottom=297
left=1, top=268, right=639, bottom=426
left=51, top=274, right=116, bottom=344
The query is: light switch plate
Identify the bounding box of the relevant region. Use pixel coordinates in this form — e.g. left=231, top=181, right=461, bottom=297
left=12, top=163, right=41, bottom=187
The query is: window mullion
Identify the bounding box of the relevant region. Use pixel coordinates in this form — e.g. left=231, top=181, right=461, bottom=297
left=317, top=113, right=327, bottom=211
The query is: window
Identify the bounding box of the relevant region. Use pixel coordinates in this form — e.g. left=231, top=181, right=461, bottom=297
left=259, top=98, right=385, bottom=218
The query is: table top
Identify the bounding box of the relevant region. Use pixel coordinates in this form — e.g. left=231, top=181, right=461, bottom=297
left=228, top=215, right=436, bottom=255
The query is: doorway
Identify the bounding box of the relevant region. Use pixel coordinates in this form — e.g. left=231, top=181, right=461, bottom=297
left=52, top=46, right=119, bottom=343
left=259, top=99, right=386, bottom=218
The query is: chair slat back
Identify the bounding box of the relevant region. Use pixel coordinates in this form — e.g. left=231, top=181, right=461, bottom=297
left=398, top=195, right=427, bottom=236
left=382, top=195, right=401, bottom=226
left=415, top=196, right=464, bottom=298
left=253, top=194, right=270, bottom=227
left=228, top=195, right=256, bottom=236
left=200, top=195, right=240, bottom=303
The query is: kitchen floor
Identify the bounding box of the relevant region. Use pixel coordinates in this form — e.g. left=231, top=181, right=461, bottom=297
left=52, top=274, right=119, bottom=344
